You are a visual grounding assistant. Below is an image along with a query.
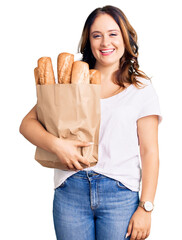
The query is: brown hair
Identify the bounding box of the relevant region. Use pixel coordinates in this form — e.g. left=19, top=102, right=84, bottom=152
left=77, top=5, right=151, bottom=89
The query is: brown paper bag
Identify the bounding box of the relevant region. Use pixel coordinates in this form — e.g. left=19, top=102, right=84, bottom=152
left=34, top=83, right=101, bottom=170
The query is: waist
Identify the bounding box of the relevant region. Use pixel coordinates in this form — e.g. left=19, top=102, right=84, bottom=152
left=73, top=170, right=106, bottom=179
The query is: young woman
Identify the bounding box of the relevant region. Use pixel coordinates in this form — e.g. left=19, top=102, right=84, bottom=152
left=19, top=5, right=162, bottom=240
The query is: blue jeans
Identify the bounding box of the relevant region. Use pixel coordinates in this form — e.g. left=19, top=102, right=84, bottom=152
left=53, top=170, right=139, bottom=240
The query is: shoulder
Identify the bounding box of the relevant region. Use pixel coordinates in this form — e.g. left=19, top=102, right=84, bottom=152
left=133, top=77, right=158, bottom=98
left=136, top=76, right=150, bottom=85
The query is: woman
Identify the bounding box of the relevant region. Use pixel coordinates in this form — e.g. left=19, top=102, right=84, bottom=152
left=19, top=5, right=162, bottom=240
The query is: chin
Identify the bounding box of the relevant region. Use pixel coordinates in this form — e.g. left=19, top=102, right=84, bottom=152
left=99, top=59, right=119, bottom=68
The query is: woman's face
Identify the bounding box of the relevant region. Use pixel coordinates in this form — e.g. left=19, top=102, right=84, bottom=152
left=89, top=14, right=125, bottom=69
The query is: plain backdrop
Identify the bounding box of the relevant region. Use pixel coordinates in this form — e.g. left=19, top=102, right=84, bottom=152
left=1, top=0, right=181, bottom=239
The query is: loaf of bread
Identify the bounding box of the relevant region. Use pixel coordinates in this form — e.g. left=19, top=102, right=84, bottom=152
left=89, top=69, right=101, bottom=84
left=34, top=67, right=39, bottom=85
left=71, top=61, right=90, bottom=83
left=37, top=59, right=44, bottom=85
left=37, top=57, right=55, bottom=85
left=57, top=53, right=74, bottom=84
left=35, top=54, right=101, bottom=85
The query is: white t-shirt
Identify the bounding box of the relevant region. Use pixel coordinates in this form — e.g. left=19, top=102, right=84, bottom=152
left=54, top=78, right=162, bottom=191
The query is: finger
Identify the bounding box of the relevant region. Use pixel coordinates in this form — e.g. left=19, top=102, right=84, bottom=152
left=146, top=230, right=150, bottom=238
left=78, top=156, right=90, bottom=167
left=136, top=231, right=142, bottom=240
left=141, top=231, right=147, bottom=239
left=72, top=161, right=84, bottom=171
left=130, top=229, right=137, bottom=240
left=67, top=162, right=76, bottom=170
left=126, top=221, right=133, bottom=238
left=67, top=165, right=78, bottom=171
left=74, top=140, right=94, bottom=147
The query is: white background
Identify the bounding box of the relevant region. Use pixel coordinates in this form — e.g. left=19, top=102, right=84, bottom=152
left=1, top=0, right=181, bottom=239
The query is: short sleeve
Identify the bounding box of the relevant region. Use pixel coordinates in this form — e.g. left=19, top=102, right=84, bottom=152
left=137, top=95, right=163, bottom=124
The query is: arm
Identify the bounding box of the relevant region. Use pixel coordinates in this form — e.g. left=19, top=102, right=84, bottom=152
left=138, top=115, right=159, bottom=203
left=19, top=104, right=60, bottom=154
left=19, top=104, right=91, bottom=170
left=126, top=115, right=159, bottom=240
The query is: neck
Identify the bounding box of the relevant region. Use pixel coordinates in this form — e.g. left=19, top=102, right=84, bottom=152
left=94, top=62, right=119, bottom=84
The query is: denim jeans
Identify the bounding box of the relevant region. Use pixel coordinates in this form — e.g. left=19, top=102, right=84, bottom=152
left=53, top=170, right=139, bottom=240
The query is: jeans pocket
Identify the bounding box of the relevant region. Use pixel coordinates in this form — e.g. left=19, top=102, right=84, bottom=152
left=57, top=179, right=67, bottom=189
left=116, top=181, right=130, bottom=190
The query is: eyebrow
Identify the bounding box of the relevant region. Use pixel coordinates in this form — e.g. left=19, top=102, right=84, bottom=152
left=91, top=29, right=120, bottom=35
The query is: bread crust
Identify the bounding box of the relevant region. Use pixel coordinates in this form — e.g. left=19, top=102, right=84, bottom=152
left=34, top=67, right=39, bottom=85
left=37, top=57, right=55, bottom=85
left=89, top=69, right=101, bottom=84
left=57, top=53, right=74, bottom=84
left=71, top=61, right=90, bottom=83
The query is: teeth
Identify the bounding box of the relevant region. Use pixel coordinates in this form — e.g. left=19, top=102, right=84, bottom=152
left=101, top=49, right=114, bottom=53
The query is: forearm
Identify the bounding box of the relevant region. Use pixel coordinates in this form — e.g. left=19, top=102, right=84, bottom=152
left=140, top=152, right=159, bottom=203
left=19, top=118, right=60, bottom=154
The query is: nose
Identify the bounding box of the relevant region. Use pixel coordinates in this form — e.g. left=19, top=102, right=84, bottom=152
left=100, top=35, right=111, bottom=47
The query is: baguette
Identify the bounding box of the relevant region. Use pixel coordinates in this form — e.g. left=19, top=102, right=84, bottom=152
left=57, top=53, right=74, bottom=84
left=89, top=69, right=101, bottom=84
left=34, top=67, right=39, bottom=85
left=37, top=57, right=55, bottom=85
left=38, top=59, right=45, bottom=85
left=71, top=61, right=89, bottom=83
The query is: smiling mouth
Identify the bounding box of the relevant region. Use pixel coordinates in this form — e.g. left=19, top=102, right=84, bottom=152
left=100, top=49, right=115, bottom=53
left=99, top=49, right=115, bottom=56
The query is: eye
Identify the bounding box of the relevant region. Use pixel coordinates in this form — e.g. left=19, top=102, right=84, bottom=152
left=110, top=33, right=117, bottom=36
left=93, top=35, right=101, bottom=39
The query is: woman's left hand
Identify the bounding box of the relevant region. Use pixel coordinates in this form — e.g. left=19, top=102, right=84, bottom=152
left=126, top=207, right=151, bottom=240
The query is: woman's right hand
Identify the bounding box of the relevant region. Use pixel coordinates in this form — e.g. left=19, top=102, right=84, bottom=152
left=20, top=104, right=92, bottom=171
left=53, top=138, right=93, bottom=171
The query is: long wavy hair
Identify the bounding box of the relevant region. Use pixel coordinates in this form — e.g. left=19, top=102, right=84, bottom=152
left=77, top=5, right=151, bottom=88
